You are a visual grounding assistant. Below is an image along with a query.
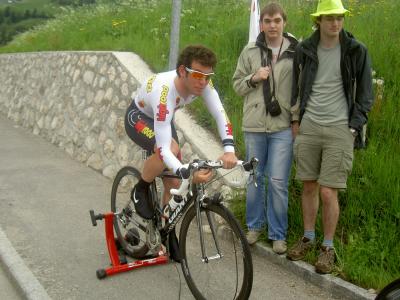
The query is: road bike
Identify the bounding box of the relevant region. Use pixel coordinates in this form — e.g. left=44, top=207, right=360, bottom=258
left=111, top=157, right=258, bottom=300
left=376, top=278, right=400, bottom=300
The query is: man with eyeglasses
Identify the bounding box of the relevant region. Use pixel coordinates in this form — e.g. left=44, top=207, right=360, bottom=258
left=287, top=0, right=373, bottom=274
left=124, top=44, right=237, bottom=262
left=232, top=2, right=298, bottom=254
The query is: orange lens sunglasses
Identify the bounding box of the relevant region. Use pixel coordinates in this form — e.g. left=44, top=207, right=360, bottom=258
left=185, top=67, right=214, bottom=81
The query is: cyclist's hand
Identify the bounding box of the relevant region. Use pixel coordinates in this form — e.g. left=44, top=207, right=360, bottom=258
left=193, top=169, right=213, bottom=184
left=218, top=152, right=238, bottom=169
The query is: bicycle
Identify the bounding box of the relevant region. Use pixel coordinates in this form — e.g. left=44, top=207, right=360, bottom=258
left=376, top=278, right=400, bottom=300
left=111, top=156, right=258, bottom=300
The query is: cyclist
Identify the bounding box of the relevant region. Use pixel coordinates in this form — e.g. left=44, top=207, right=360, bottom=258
left=124, top=44, right=238, bottom=262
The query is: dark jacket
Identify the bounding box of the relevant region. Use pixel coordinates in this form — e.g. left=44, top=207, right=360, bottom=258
left=291, top=29, right=373, bottom=148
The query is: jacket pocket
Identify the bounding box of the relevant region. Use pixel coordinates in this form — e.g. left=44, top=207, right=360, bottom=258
left=243, top=96, right=265, bottom=129
left=339, top=150, right=353, bottom=176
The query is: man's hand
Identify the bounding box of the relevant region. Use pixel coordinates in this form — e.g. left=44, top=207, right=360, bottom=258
left=291, top=121, right=299, bottom=139
left=252, top=66, right=271, bottom=83
left=192, top=169, right=214, bottom=184
left=218, top=152, right=238, bottom=169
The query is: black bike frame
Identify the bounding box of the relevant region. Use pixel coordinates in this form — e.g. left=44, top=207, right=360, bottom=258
left=155, top=173, right=196, bottom=238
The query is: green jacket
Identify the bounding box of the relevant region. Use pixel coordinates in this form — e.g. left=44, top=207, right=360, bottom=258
left=232, top=32, right=298, bottom=133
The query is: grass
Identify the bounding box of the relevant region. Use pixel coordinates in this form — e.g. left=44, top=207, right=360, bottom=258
left=0, top=0, right=59, bottom=14
left=0, top=0, right=399, bottom=291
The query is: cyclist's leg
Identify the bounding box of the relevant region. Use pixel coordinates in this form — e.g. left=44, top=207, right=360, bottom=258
left=125, top=103, right=158, bottom=217
left=141, top=122, right=181, bottom=206
left=143, top=139, right=180, bottom=206
left=111, top=166, right=149, bottom=258
left=126, top=106, right=182, bottom=214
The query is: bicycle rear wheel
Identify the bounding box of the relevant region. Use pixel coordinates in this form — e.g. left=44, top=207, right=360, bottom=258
left=179, top=203, right=253, bottom=300
left=111, top=166, right=149, bottom=258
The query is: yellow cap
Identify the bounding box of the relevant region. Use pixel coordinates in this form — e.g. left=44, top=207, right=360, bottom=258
left=310, top=0, right=349, bottom=20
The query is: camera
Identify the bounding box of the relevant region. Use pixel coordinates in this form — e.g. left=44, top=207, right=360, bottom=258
left=267, top=98, right=282, bottom=116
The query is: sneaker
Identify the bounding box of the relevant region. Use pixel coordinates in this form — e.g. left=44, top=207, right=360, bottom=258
left=315, top=246, right=335, bottom=274
left=286, top=237, right=313, bottom=261
left=131, top=186, right=154, bottom=219
left=246, top=230, right=262, bottom=245
left=272, top=240, right=287, bottom=254
left=168, top=228, right=181, bottom=263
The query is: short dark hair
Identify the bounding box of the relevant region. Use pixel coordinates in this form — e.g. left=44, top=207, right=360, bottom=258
left=176, top=45, right=217, bottom=75
left=260, top=2, right=287, bottom=22
left=313, top=16, right=321, bottom=28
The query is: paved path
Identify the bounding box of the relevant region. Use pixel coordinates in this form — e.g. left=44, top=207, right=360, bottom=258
left=0, top=265, right=21, bottom=300
left=0, top=115, right=342, bottom=299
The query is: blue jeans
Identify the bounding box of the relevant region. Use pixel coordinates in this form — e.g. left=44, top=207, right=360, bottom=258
left=245, top=129, right=293, bottom=241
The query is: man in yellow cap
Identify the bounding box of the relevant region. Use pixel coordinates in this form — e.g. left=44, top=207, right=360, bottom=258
left=287, top=0, right=373, bottom=274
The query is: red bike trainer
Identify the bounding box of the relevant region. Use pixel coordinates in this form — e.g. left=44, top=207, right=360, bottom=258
left=89, top=210, right=168, bottom=279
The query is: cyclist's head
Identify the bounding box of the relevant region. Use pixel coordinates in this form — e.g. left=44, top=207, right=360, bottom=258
left=176, top=45, right=216, bottom=96
left=176, top=45, right=217, bottom=77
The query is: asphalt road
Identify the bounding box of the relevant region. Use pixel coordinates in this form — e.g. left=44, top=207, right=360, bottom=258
left=0, top=115, right=341, bottom=300
left=0, top=264, right=21, bottom=300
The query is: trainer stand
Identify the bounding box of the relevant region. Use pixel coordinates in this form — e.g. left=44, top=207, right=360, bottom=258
left=89, top=210, right=168, bottom=279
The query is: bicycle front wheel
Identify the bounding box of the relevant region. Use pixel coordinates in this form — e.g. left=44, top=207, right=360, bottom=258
left=376, top=278, right=400, bottom=300
left=111, top=166, right=149, bottom=258
left=179, top=204, right=253, bottom=300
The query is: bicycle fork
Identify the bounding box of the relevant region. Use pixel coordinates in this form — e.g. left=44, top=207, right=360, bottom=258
left=195, top=200, right=223, bottom=263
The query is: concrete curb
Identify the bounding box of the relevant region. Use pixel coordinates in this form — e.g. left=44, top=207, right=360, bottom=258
left=252, top=242, right=376, bottom=300
left=0, top=226, right=51, bottom=300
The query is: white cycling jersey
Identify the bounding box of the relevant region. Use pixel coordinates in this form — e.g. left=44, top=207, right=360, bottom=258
left=134, top=70, right=234, bottom=173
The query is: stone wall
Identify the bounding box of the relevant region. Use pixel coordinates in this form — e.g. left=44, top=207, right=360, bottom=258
left=0, top=51, right=235, bottom=197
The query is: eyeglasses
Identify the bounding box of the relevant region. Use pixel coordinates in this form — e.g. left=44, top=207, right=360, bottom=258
left=185, top=66, right=214, bottom=81
left=323, top=15, right=344, bottom=22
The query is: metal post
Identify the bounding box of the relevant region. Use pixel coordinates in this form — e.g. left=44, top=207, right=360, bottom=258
left=168, top=0, right=182, bottom=70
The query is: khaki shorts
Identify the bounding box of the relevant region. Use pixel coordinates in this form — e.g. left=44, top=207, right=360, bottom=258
left=293, top=118, right=354, bottom=189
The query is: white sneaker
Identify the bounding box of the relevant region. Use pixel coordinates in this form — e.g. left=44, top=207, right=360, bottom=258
left=246, top=230, right=261, bottom=245
left=272, top=240, right=287, bottom=254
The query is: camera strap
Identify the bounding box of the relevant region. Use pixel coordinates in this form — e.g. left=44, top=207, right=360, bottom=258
left=260, top=38, right=283, bottom=112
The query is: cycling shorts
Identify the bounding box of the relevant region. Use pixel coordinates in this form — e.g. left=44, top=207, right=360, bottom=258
left=125, top=101, right=179, bottom=154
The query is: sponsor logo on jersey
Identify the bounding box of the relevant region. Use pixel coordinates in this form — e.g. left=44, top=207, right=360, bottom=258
left=226, top=122, right=233, bottom=136
left=146, top=75, right=156, bottom=93
left=222, top=110, right=233, bottom=136
left=138, top=99, right=145, bottom=108
left=134, top=120, right=155, bottom=139
left=157, top=85, right=170, bottom=121
left=208, top=79, right=214, bottom=89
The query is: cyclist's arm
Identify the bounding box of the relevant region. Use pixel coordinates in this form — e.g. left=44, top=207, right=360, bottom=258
left=151, top=86, right=182, bottom=173
left=202, top=83, right=235, bottom=154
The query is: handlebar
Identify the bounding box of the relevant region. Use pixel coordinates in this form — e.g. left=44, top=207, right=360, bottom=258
left=170, top=157, right=258, bottom=196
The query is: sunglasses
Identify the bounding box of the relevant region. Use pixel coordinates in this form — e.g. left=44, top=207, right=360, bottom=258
left=185, top=66, right=214, bottom=81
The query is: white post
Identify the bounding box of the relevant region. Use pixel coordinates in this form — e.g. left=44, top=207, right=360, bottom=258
left=168, top=0, right=182, bottom=70
left=249, top=0, right=260, bottom=43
